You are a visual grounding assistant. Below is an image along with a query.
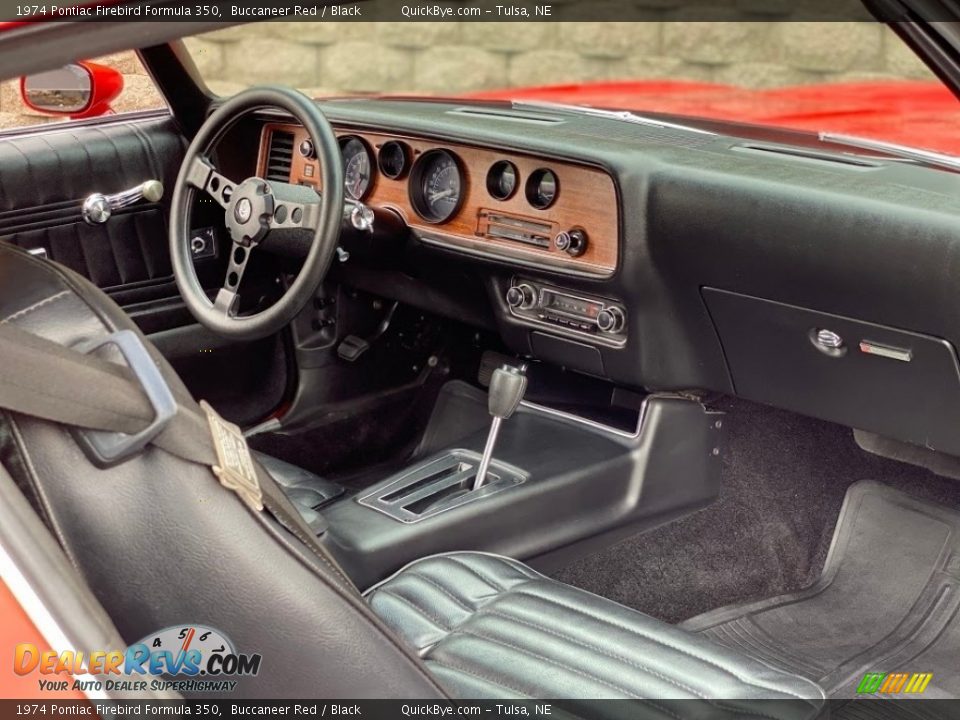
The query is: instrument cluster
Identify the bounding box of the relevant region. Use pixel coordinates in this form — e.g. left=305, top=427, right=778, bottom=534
left=261, top=122, right=619, bottom=276
left=332, top=135, right=562, bottom=226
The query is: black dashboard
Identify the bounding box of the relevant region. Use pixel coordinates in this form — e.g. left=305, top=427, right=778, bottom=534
left=227, top=96, right=960, bottom=457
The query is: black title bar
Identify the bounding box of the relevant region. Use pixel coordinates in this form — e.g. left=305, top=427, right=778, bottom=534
left=0, top=0, right=924, bottom=24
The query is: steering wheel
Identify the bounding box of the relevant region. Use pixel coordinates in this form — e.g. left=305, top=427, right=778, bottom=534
left=169, top=86, right=344, bottom=340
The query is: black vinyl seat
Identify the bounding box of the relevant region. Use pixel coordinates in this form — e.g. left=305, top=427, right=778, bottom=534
left=368, top=552, right=825, bottom=715
left=0, top=243, right=824, bottom=713
left=253, top=451, right=344, bottom=532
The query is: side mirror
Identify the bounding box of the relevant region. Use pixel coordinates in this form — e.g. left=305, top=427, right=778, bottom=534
left=20, top=62, right=123, bottom=119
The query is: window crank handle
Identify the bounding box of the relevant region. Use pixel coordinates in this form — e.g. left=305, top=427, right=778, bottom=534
left=83, top=179, right=164, bottom=225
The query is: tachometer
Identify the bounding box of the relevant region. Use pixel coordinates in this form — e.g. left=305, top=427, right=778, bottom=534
left=340, top=136, right=374, bottom=201
left=410, top=149, right=464, bottom=224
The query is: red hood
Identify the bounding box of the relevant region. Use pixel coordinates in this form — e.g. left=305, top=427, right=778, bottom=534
left=469, top=80, right=960, bottom=155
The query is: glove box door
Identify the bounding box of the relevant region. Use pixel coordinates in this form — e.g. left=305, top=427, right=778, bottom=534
left=703, top=287, right=960, bottom=455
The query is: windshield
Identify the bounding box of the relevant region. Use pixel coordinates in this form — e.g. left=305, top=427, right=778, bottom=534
left=186, top=21, right=956, bottom=154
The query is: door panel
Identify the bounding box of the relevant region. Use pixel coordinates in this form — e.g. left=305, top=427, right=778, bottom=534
left=0, top=113, right=290, bottom=425
left=0, top=114, right=182, bottom=296
left=5, top=207, right=172, bottom=289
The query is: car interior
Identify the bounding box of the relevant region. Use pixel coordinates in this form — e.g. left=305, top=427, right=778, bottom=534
left=3, top=19, right=960, bottom=716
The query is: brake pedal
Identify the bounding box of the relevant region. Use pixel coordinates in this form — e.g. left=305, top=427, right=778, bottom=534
left=337, top=335, right=370, bottom=362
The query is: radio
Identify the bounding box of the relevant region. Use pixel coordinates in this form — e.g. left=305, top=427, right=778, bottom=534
left=506, top=281, right=626, bottom=338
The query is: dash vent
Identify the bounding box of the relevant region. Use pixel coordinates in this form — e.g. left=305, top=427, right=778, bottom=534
left=265, top=130, right=295, bottom=181
left=447, top=106, right=564, bottom=125
left=732, top=143, right=881, bottom=169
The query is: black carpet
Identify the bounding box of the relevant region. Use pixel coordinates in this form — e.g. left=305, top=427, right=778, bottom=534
left=248, top=380, right=443, bottom=487
left=552, top=398, right=960, bottom=624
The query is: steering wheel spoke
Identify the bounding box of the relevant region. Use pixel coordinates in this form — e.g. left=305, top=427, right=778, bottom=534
left=213, top=241, right=253, bottom=317
left=186, top=156, right=235, bottom=210
left=268, top=194, right=321, bottom=232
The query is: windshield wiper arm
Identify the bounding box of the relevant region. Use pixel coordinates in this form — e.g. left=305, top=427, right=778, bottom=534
left=512, top=100, right=716, bottom=136
left=819, top=132, right=960, bottom=173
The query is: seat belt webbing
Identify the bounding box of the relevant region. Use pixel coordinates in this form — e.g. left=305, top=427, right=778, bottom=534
left=0, top=322, right=346, bottom=583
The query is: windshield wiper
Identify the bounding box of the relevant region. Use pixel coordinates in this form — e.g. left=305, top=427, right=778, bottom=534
left=819, top=132, right=960, bottom=173
left=511, top=100, right=716, bottom=136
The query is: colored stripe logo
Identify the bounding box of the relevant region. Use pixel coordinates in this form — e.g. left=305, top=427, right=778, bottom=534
left=857, top=672, right=933, bottom=694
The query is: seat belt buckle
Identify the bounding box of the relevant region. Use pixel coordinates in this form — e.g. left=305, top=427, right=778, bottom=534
left=72, top=330, right=177, bottom=468
left=200, top=399, right=264, bottom=513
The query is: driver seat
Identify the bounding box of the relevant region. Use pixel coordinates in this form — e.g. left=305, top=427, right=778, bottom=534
left=0, top=244, right=825, bottom=715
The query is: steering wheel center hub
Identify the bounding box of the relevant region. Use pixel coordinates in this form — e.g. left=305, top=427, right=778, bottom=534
left=234, top=197, right=252, bottom=223
left=227, top=178, right=274, bottom=245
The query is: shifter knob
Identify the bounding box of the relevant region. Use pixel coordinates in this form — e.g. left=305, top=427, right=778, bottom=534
left=474, top=365, right=527, bottom=490
left=488, top=365, right=528, bottom=420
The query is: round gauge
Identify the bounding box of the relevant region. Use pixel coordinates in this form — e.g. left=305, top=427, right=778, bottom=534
left=340, top=136, right=374, bottom=201
left=378, top=140, right=410, bottom=180
left=526, top=168, right=559, bottom=210
left=487, top=160, right=518, bottom=201
left=410, top=149, right=465, bottom=224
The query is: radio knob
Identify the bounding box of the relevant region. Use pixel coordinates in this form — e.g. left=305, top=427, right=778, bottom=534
left=555, top=228, right=588, bottom=257
left=506, top=284, right=537, bottom=310
left=596, top=306, right=625, bottom=334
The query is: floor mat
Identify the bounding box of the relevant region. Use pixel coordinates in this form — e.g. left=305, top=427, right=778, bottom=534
left=681, top=481, right=960, bottom=699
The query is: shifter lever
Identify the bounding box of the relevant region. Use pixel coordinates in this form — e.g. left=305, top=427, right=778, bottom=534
left=473, top=364, right=527, bottom=490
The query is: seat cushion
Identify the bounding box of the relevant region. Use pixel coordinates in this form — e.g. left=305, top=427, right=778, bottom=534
left=253, top=451, right=344, bottom=532
left=367, top=552, right=825, bottom=717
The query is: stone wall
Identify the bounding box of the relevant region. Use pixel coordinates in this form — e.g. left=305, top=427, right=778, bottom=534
left=0, top=21, right=934, bottom=130
left=187, top=21, right=933, bottom=98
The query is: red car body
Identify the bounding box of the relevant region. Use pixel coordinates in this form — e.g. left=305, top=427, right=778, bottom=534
left=472, top=80, right=960, bottom=155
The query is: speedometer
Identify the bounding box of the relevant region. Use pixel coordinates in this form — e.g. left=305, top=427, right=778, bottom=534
left=410, top=149, right=464, bottom=224
left=340, top=136, right=374, bottom=201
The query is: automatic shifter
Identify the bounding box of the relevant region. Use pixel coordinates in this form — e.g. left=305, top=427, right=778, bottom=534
left=473, top=365, right=528, bottom=490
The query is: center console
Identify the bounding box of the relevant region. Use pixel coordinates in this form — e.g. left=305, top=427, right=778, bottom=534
left=321, top=376, right=725, bottom=590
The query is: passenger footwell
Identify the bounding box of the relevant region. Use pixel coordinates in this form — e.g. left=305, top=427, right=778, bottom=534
left=682, top=480, right=960, bottom=699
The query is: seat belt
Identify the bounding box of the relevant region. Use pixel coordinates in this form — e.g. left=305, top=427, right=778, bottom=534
left=0, top=322, right=350, bottom=587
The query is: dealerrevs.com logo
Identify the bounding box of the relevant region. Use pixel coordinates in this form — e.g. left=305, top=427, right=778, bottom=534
left=14, top=624, right=262, bottom=694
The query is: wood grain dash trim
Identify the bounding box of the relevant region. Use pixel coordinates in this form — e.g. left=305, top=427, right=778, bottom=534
left=259, top=122, right=619, bottom=275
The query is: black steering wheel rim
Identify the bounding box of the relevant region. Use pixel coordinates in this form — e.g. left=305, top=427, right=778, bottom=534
left=169, top=86, right=344, bottom=340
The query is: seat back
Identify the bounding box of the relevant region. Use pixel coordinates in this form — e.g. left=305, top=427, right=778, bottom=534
left=0, top=243, right=444, bottom=699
